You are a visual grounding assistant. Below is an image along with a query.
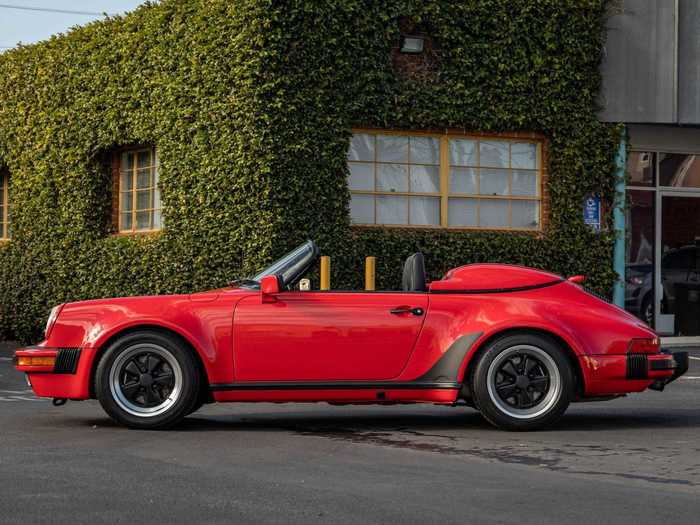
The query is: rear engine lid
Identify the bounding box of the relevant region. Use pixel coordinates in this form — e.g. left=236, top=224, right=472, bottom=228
left=429, top=264, right=563, bottom=293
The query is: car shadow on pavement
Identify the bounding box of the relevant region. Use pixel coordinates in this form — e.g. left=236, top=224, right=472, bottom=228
left=74, top=407, right=700, bottom=434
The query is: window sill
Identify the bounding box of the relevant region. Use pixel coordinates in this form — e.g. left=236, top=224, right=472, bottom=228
left=350, top=224, right=542, bottom=234
left=111, top=229, right=162, bottom=238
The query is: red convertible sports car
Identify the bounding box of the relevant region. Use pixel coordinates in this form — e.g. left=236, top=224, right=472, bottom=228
left=14, top=240, right=688, bottom=431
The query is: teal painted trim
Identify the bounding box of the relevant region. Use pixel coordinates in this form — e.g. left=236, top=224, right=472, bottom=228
left=613, top=129, right=627, bottom=307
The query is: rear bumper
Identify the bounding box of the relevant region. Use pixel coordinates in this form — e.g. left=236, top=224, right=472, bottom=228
left=648, top=351, right=689, bottom=391
left=580, top=350, right=689, bottom=396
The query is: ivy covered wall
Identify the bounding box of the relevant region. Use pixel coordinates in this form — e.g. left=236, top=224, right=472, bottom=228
left=0, top=0, right=620, bottom=342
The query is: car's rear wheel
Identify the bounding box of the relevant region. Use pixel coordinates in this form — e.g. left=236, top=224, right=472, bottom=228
left=95, top=331, right=200, bottom=429
left=470, top=332, right=574, bottom=431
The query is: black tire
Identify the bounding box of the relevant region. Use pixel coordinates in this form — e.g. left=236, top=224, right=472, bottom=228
left=470, top=332, right=574, bottom=431
left=187, top=399, right=206, bottom=416
left=95, top=330, right=200, bottom=429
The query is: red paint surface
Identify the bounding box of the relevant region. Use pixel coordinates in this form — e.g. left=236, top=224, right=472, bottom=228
left=15, top=262, right=672, bottom=404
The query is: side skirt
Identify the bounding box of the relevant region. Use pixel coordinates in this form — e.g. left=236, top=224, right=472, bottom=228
left=210, top=381, right=459, bottom=391
left=211, top=387, right=459, bottom=404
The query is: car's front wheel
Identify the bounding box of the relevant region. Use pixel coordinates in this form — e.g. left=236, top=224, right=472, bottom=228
left=470, top=332, right=574, bottom=431
left=95, top=330, right=200, bottom=429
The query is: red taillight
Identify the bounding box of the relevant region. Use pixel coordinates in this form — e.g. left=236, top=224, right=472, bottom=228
left=628, top=338, right=660, bottom=354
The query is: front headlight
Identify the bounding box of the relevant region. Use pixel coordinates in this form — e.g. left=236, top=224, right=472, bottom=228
left=45, top=304, right=64, bottom=340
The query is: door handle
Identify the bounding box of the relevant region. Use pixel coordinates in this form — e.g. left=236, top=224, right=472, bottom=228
left=390, top=307, right=424, bottom=316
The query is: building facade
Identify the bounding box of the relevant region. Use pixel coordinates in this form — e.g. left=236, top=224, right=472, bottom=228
left=601, top=0, right=700, bottom=339
left=0, top=1, right=622, bottom=341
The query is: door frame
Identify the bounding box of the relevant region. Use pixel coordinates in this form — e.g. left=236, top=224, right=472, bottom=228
left=654, top=188, right=700, bottom=334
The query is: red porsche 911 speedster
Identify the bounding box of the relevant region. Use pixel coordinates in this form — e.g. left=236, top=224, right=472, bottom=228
left=14, top=240, right=688, bottom=431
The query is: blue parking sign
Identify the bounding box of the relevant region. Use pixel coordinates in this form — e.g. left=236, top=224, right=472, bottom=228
left=583, top=195, right=601, bottom=231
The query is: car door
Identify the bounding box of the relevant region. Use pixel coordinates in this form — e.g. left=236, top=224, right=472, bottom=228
left=233, top=291, right=429, bottom=381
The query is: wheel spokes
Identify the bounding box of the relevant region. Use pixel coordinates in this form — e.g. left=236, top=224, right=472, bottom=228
left=153, top=373, right=174, bottom=385
left=496, top=383, right=517, bottom=398
left=493, top=350, right=552, bottom=410
left=142, top=386, right=158, bottom=405
left=121, top=381, right=141, bottom=400
left=501, top=360, right=519, bottom=379
left=125, top=361, right=142, bottom=377
left=144, top=354, right=160, bottom=374
left=516, top=389, right=532, bottom=408
left=530, top=376, right=549, bottom=393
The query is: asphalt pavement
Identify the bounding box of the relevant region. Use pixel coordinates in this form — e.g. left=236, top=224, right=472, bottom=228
left=1, top=343, right=700, bottom=524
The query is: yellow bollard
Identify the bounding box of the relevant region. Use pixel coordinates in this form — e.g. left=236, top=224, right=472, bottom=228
left=320, top=256, right=331, bottom=290
left=365, top=256, right=376, bottom=291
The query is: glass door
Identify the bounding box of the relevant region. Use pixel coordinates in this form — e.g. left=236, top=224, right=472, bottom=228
left=658, top=194, right=700, bottom=336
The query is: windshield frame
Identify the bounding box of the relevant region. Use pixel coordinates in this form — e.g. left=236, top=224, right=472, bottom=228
left=235, top=240, right=318, bottom=290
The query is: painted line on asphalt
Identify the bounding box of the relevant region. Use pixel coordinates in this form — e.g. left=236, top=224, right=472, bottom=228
left=679, top=376, right=700, bottom=380
left=0, top=396, right=42, bottom=403
left=688, top=356, right=700, bottom=361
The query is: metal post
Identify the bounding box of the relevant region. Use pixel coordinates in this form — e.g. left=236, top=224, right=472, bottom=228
left=365, top=256, right=376, bottom=291
left=320, top=256, right=331, bottom=291
left=613, top=128, right=627, bottom=308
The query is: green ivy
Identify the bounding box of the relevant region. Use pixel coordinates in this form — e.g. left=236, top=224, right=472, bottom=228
left=0, top=0, right=620, bottom=342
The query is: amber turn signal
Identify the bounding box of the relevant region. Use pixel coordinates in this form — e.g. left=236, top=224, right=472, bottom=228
left=16, top=356, right=56, bottom=367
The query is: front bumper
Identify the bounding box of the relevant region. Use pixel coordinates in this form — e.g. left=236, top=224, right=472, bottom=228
left=14, top=346, right=82, bottom=374
left=14, top=346, right=90, bottom=400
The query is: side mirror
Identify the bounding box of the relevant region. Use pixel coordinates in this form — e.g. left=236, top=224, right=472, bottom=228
left=260, top=275, right=280, bottom=303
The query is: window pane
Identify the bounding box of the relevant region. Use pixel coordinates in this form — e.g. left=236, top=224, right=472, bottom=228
left=512, top=170, right=538, bottom=196
left=121, top=152, right=133, bottom=172
left=348, top=162, right=374, bottom=191
left=659, top=153, right=700, bottom=188
left=377, top=195, right=408, bottom=224
left=350, top=194, right=374, bottom=224
left=136, top=168, right=152, bottom=189
left=480, top=141, right=509, bottom=168
left=449, top=167, right=477, bottom=194
left=410, top=137, right=439, bottom=164
left=348, top=134, right=374, bottom=161
left=376, top=164, right=408, bottom=192
left=120, top=192, right=133, bottom=212
left=628, top=151, right=655, bottom=187
left=511, top=200, right=539, bottom=229
left=120, top=170, right=133, bottom=191
left=410, top=165, right=440, bottom=193
left=136, top=210, right=151, bottom=230
left=120, top=212, right=132, bottom=231
left=448, top=198, right=478, bottom=227
left=480, top=199, right=509, bottom=227
left=377, top=135, right=408, bottom=163
left=449, top=139, right=477, bottom=166
left=480, top=168, right=509, bottom=196
left=137, top=150, right=152, bottom=169
left=511, top=142, right=537, bottom=169
left=136, top=190, right=152, bottom=211
left=410, top=196, right=440, bottom=225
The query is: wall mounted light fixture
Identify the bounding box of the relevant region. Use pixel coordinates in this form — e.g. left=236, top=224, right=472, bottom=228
left=400, top=35, right=424, bottom=54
